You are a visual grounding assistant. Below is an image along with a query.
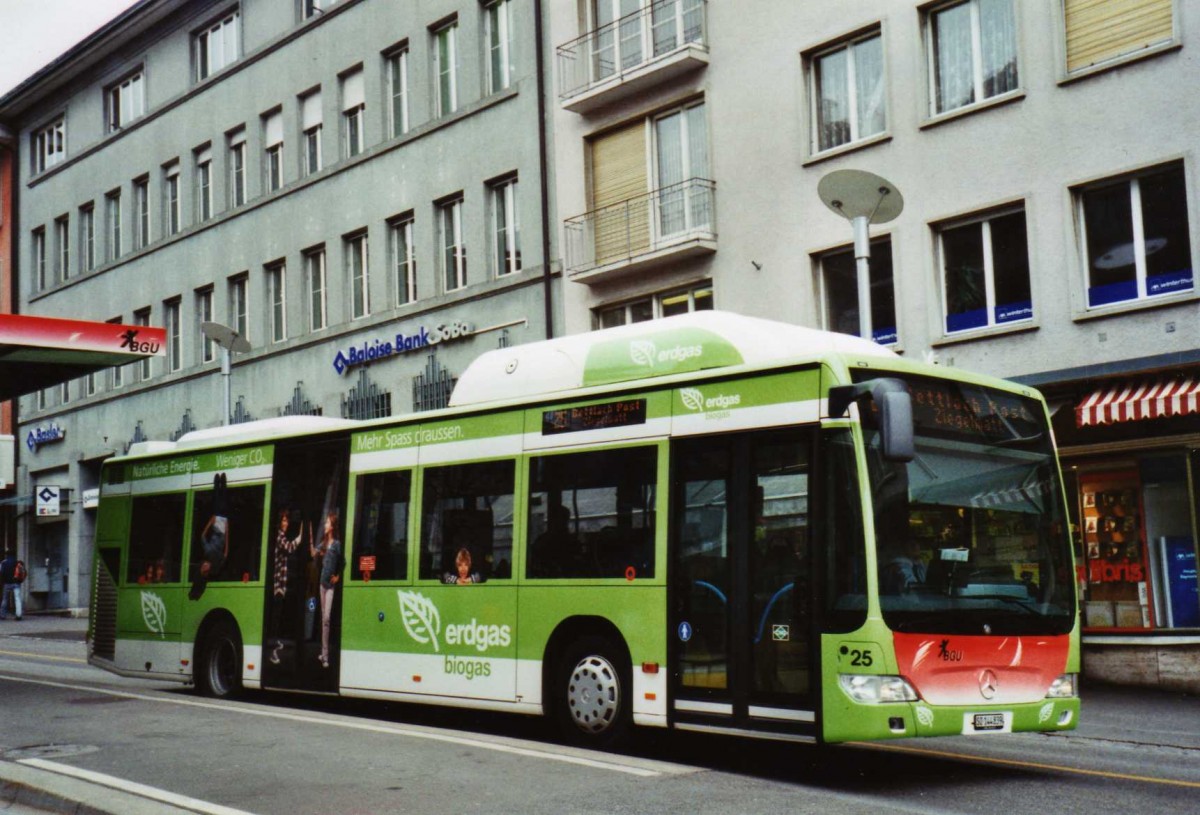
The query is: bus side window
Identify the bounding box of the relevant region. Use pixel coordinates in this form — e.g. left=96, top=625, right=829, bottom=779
left=190, top=482, right=266, bottom=584
left=419, top=460, right=515, bottom=581
left=526, top=446, right=657, bottom=580
left=127, top=493, right=187, bottom=585
left=353, top=471, right=411, bottom=581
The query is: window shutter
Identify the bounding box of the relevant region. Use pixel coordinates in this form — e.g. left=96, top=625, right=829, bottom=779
left=343, top=70, right=364, bottom=111
left=265, top=111, right=283, bottom=147
left=590, top=121, right=650, bottom=266
left=302, top=91, right=322, bottom=129
left=1065, top=0, right=1174, bottom=73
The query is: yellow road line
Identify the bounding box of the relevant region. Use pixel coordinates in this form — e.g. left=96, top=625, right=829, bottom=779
left=854, top=740, right=1200, bottom=789
left=0, top=649, right=86, bottom=664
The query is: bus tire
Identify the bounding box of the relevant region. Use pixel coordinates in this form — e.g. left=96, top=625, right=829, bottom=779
left=195, top=619, right=243, bottom=699
left=552, top=635, right=630, bottom=748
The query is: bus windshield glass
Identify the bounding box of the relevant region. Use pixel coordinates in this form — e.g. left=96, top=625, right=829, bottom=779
left=860, top=372, right=1075, bottom=636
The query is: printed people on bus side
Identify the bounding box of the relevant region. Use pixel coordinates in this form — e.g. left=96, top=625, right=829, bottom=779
left=883, top=538, right=927, bottom=594
left=189, top=473, right=230, bottom=601
left=313, top=510, right=345, bottom=668
left=0, top=550, right=23, bottom=621
left=444, top=547, right=482, bottom=585
left=268, top=508, right=305, bottom=665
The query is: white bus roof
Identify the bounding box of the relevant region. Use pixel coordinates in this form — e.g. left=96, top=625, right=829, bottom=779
left=450, top=310, right=896, bottom=408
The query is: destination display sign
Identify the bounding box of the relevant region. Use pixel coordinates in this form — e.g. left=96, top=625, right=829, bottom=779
left=542, top=399, right=647, bottom=436
left=857, top=373, right=1041, bottom=443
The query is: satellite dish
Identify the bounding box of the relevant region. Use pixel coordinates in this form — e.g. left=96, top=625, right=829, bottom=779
left=818, top=169, right=904, bottom=224
left=201, top=321, right=251, bottom=354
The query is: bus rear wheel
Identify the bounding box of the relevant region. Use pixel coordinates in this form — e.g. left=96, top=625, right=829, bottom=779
left=552, top=636, right=630, bottom=748
left=196, top=619, right=243, bottom=699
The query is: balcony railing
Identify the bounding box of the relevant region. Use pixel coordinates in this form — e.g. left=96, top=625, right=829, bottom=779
left=558, top=0, right=707, bottom=106
left=565, top=177, right=716, bottom=279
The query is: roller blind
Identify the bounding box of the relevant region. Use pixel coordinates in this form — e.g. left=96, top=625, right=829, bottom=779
left=264, top=111, right=283, bottom=147
left=590, top=120, right=649, bottom=264
left=342, top=69, right=364, bottom=111
left=302, top=91, right=322, bottom=129
left=1065, top=0, right=1174, bottom=73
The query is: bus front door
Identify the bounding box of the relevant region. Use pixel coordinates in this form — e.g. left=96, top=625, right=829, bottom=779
left=670, top=429, right=815, bottom=739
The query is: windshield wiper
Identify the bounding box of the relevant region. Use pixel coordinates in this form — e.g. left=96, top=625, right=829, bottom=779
left=963, top=594, right=1041, bottom=614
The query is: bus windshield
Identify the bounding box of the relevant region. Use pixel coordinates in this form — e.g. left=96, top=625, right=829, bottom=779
left=861, top=373, right=1075, bottom=636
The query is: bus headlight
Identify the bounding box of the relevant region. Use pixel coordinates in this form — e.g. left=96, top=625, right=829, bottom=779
left=1046, top=673, right=1078, bottom=698
left=839, top=674, right=918, bottom=704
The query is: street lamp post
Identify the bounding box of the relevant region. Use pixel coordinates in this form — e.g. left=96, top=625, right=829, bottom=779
left=200, top=321, right=251, bottom=426
left=817, top=169, right=904, bottom=342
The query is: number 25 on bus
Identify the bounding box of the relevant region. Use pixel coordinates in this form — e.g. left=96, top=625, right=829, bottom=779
left=89, top=311, right=1079, bottom=746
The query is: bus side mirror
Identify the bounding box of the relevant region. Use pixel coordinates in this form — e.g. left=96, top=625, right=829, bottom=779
left=829, top=378, right=914, bottom=463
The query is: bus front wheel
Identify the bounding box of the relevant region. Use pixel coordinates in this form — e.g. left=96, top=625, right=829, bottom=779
left=195, top=619, right=243, bottom=699
left=552, top=636, right=630, bottom=748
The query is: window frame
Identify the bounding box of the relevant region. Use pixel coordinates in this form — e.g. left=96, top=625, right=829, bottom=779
left=197, top=286, right=216, bottom=363
left=388, top=48, right=409, bottom=137
left=266, top=261, right=288, bottom=343
left=808, top=26, right=887, bottom=154
left=490, top=175, right=521, bottom=277
left=305, top=247, right=328, bottom=331
left=595, top=282, right=713, bottom=328
left=79, top=203, right=96, bottom=274
left=935, top=205, right=1033, bottom=335
left=32, top=227, right=47, bottom=291
left=134, top=307, right=152, bottom=381
left=229, top=273, right=250, bottom=340
left=133, top=177, right=150, bottom=250
left=347, top=231, right=370, bottom=319
left=817, top=236, right=898, bottom=345
left=390, top=214, right=417, bottom=305
left=924, top=0, right=1020, bottom=117
left=31, top=118, right=65, bottom=174
left=438, top=195, right=466, bottom=292
left=54, top=215, right=70, bottom=283
left=106, top=189, right=122, bottom=261
left=195, top=147, right=214, bottom=222
left=229, top=132, right=247, bottom=208
left=485, top=0, right=515, bottom=94
left=164, top=162, right=182, bottom=236
left=433, top=20, right=459, bottom=117
left=165, top=297, right=182, bottom=372
left=106, top=68, right=146, bottom=132
left=195, top=9, right=241, bottom=82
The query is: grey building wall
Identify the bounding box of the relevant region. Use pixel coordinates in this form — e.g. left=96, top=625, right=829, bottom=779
left=6, top=0, right=557, bottom=610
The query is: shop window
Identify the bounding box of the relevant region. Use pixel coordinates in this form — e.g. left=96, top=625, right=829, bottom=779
left=352, top=470, right=411, bottom=581
left=419, top=460, right=514, bottom=582
left=526, top=446, right=657, bottom=579
left=189, top=482, right=266, bottom=584
left=128, top=493, right=187, bottom=584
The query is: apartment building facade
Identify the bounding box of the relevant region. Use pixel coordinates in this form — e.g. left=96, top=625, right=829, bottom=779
left=0, top=0, right=557, bottom=612
left=0, top=125, right=15, bottom=554
left=548, top=0, right=1199, bottom=689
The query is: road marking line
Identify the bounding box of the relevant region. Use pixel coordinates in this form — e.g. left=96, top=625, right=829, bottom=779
left=853, top=741, right=1200, bottom=789
left=20, top=757, right=260, bottom=815
left=0, top=674, right=677, bottom=778
left=0, top=649, right=87, bottom=664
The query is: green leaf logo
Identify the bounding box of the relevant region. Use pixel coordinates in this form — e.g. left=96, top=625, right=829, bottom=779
left=629, top=340, right=657, bottom=367
left=397, top=590, right=441, bottom=652
left=680, top=387, right=705, bottom=412
left=141, top=591, right=167, bottom=639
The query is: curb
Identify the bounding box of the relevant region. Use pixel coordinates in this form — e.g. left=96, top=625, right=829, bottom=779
left=0, top=761, right=196, bottom=815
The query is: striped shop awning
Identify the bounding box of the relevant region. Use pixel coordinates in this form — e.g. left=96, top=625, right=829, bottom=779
left=1076, top=376, right=1200, bottom=427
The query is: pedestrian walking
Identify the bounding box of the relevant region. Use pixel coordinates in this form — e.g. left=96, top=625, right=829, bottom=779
left=0, top=550, right=25, bottom=621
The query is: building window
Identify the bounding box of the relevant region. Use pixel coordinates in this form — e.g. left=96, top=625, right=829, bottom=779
left=264, top=110, right=284, bottom=191
left=305, top=247, right=327, bottom=331
left=107, top=69, right=145, bottom=132
left=106, top=189, right=122, bottom=260
left=55, top=216, right=70, bottom=283
left=811, top=29, right=885, bottom=153
left=195, top=146, right=213, bottom=221
left=937, top=207, right=1031, bottom=334
left=86, top=369, right=99, bottom=397
left=346, top=232, right=370, bottom=319
left=302, top=0, right=330, bottom=19
left=596, top=283, right=713, bottom=328
left=267, top=262, right=287, bottom=343
left=229, top=275, right=249, bottom=340
left=486, top=0, right=514, bottom=93
left=35, top=389, right=46, bottom=411
left=135, top=308, right=152, bottom=381
left=108, top=317, right=125, bottom=388
left=1064, top=0, right=1175, bottom=74
left=32, top=228, right=47, bottom=290
left=61, top=381, right=70, bottom=405
left=820, top=238, right=897, bottom=344
left=32, top=118, right=65, bottom=174
left=165, top=298, right=182, bottom=372
left=164, top=163, right=181, bottom=236
left=301, top=90, right=323, bottom=175
left=342, top=68, right=365, bottom=158
left=229, top=130, right=247, bottom=206
left=1078, top=162, right=1193, bottom=309
left=80, top=204, right=96, bottom=273
left=490, top=176, right=520, bottom=276
left=390, top=215, right=416, bottom=305
left=133, top=178, right=150, bottom=249
left=654, top=102, right=711, bottom=238
left=197, top=287, right=215, bottom=363
left=434, top=21, right=458, bottom=117
left=927, top=0, right=1018, bottom=115
left=389, top=49, right=409, bottom=137
left=439, top=196, right=466, bottom=291
left=196, top=10, right=240, bottom=81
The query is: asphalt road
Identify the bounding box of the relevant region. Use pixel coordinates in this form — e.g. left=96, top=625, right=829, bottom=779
left=1, top=615, right=1197, bottom=815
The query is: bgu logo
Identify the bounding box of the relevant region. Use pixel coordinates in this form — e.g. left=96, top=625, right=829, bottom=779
left=120, top=329, right=160, bottom=354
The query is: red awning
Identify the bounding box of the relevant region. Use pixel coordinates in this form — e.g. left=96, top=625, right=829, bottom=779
left=0, top=314, right=165, bottom=400
left=1076, top=376, right=1200, bottom=427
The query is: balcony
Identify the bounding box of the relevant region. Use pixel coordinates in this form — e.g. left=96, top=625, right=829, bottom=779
left=565, top=177, right=716, bottom=283
left=558, top=0, right=709, bottom=115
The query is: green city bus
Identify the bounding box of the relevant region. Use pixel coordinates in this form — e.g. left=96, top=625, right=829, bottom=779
left=88, top=312, right=1079, bottom=745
